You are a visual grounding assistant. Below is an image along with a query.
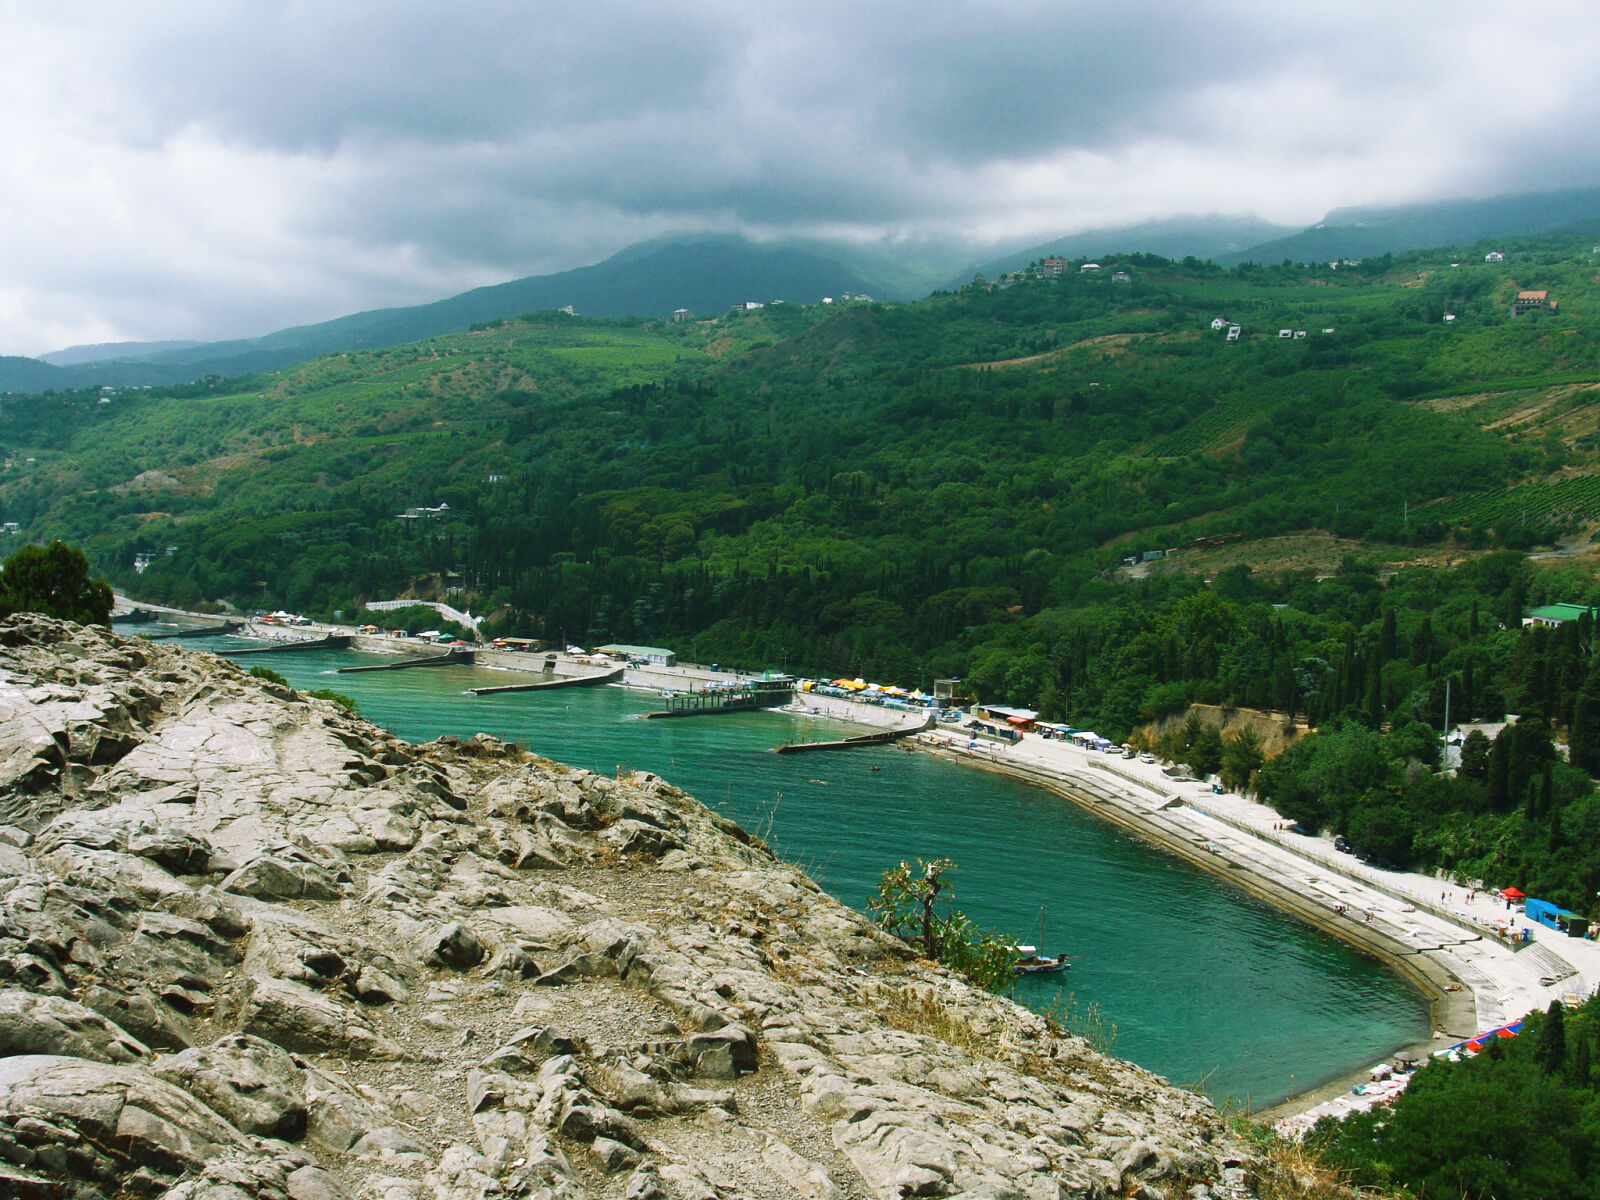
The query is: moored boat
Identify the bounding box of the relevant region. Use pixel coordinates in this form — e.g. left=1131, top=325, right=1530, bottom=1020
left=1013, top=907, right=1071, bottom=975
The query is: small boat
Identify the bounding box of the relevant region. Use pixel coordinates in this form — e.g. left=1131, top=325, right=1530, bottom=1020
left=1013, top=908, right=1071, bottom=975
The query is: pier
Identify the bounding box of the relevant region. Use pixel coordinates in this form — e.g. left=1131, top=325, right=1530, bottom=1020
left=471, top=667, right=624, bottom=695
left=140, top=620, right=244, bottom=640
left=336, top=647, right=475, bottom=673
left=773, top=713, right=936, bottom=753
left=642, top=676, right=794, bottom=719
left=228, top=634, right=351, bottom=655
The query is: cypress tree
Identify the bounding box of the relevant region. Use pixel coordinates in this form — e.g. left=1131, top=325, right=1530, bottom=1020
left=1536, top=1001, right=1566, bottom=1074
left=1570, top=1026, right=1592, bottom=1087
left=1572, top=673, right=1600, bottom=776
left=1366, top=651, right=1384, bottom=729
left=1409, top=615, right=1434, bottom=666
left=1487, top=731, right=1512, bottom=810
left=1379, top=609, right=1397, bottom=664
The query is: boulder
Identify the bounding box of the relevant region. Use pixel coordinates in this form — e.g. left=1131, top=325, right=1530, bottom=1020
left=0, top=989, right=149, bottom=1064
left=0, top=1055, right=252, bottom=1187
left=240, top=976, right=403, bottom=1060
left=222, top=855, right=343, bottom=902
left=416, top=921, right=484, bottom=970
left=154, top=1033, right=308, bottom=1140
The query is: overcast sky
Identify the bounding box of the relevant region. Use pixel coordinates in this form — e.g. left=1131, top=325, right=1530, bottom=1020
left=3, top=1, right=1598, bottom=356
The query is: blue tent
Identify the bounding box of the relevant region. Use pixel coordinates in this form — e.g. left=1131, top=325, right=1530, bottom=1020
left=1525, top=897, right=1579, bottom=931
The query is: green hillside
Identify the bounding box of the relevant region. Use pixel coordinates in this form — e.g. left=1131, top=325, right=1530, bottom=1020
left=0, top=239, right=886, bottom=392
left=13, top=232, right=1600, bottom=930
left=3, top=237, right=1599, bottom=701
left=1222, top=185, right=1600, bottom=265
left=12, top=227, right=1600, bottom=1200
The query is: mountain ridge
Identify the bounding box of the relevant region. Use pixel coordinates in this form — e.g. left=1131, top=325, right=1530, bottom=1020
left=9, top=184, right=1600, bottom=396
left=1222, top=185, right=1600, bottom=264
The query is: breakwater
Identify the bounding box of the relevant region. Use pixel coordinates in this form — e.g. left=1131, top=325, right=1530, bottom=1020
left=140, top=619, right=243, bottom=639
left=470, top=666, right=625, bottom=694
left=228, top=633, right=351, bottom=654
left=773, top=713, right=936, bottom=753
left=336, top=647, right=474, bottom=672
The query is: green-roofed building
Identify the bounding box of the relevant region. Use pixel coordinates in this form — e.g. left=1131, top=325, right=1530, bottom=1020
left=598, top=643, right=677, bottom=666
left=1524, top=603, right=1599, bottom=628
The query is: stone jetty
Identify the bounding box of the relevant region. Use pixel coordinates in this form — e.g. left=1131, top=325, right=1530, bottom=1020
left=0, top=614, right=1257, bottom=1200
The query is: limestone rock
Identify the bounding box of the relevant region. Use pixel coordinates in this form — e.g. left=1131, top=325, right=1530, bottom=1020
left=154, top=1033, right=309, bottom=1139
left=0, top=989, right=149, bottom=1063
left=222, top=854, right=344, bottom=902
left=0, top=1054, right=254, bottom=1189
left=0, top=615, right=1262, bottom=1200
left=241, top=976, right=404, bottom=1060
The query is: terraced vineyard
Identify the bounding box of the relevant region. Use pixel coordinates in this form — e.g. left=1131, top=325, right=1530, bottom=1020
left=1420, top=471, right=1600, bottom=531
left=1152, top=393, right=1274, bottom=456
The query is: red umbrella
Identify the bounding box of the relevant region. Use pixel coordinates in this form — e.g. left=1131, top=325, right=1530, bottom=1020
left=1501, top=887, right=1527, bottom=900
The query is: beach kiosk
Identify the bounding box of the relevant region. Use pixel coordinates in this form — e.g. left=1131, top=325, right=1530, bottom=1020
left=1525, top=897, right=1584, bottom=936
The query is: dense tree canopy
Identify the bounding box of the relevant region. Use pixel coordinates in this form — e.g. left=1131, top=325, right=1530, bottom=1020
left=0, top=540, right=113, bottom=625
left=1318, top=999, right=1600, bottom=1200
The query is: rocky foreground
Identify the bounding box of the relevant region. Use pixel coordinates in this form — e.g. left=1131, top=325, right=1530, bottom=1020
left=0, top=615, right=1255, bottom=1200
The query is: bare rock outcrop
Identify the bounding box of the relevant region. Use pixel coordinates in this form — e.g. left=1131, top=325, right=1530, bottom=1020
left=0, top=613, right=1258, bottom=1199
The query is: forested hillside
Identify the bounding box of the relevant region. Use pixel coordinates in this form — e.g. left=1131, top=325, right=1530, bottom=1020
left=3, top=235, right=1598, bottom=706
left=6, top=234, right=1600, bottom=906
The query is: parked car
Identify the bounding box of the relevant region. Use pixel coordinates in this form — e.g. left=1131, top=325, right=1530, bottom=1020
left=1140, top=752, right=1155, bottom=763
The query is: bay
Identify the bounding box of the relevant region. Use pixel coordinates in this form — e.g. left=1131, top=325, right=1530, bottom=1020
left=197, top=638, right=1427, bottom=1109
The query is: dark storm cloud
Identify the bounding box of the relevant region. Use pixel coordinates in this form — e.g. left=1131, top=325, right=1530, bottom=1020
left=2, top=2, right=1598, bottom=354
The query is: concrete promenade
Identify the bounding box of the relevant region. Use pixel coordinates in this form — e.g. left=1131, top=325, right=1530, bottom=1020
left=782, top=691, right=1600, bottom=1121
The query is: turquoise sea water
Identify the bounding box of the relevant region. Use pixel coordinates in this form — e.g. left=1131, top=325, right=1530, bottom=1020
left=189, top=638, right=1427, bottom=1109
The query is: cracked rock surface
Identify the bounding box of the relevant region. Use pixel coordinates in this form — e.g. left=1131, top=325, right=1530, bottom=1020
left=0, top=614, right=1256, bottom=1199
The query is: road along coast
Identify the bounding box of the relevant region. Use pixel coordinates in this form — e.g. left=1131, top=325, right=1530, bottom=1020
left=783, top=692, right=1600, bottom=1122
